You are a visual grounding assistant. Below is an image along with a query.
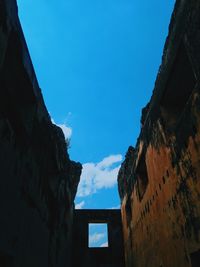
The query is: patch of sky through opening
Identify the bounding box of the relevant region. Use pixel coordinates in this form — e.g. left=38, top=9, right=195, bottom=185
left=88, top=223, right=108, bottom=248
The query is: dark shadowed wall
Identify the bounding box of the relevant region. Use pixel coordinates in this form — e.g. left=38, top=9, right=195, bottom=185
left=72, top=209, right=125, bottom=267
left=0, top=1, right=82, bottom=267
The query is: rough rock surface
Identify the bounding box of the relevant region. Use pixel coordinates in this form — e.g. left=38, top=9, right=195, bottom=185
left=118, top=0, right=200, bottom=267
left=0, top=1, right=82, bottom=267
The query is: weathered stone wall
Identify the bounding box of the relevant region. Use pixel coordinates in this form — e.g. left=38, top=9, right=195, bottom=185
left=118, top=1, right=200, bottom=267
left=72, top=209, right=125, bottom=267
left=0, top=1, right=82, bottom=267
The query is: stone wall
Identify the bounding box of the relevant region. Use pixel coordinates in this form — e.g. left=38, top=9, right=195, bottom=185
left=0, top=1, right=82, bottom=266
left=118, top=1, right=200, bottom=267
left=72, top=209, right=125, bottom=267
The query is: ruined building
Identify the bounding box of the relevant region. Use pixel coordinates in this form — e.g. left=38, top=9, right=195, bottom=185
left=1, top=0, right=200, bottom=267
left=118, top=0, right=200, bottom=267
left=0, top=0, right=82, bottom=266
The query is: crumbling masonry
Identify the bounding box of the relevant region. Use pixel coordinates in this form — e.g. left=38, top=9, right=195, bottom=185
left=118, top=1, right=200, bottom=267
left=1, top=0, right=200, bottom=267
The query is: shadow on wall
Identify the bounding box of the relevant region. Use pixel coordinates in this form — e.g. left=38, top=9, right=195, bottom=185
left=72, top=209, right=125, bottom=267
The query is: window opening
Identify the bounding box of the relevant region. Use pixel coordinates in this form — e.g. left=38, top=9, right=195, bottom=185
left=88, top=223, right=108, bottom=248
left=136, top=152, right=149, bottom=201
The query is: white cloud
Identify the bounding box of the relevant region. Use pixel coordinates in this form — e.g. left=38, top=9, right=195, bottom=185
left=110, top=205, right=120, bottom=209
left=89, top=233, right=105, bottom=246
left=51, top=118, right=72, bottom=140
left=100, top=242, right=108, bottom=247
left=77, top=154, right=123, bottom=197
left=75, top=201, right=85, bottom=209
left=57, top=123, right=72, bottom=139
left=97, top=154, right=122, bottom=169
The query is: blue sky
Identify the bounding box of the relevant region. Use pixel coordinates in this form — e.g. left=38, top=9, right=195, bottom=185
left=88, top=223, right=108, bottom=248
left=17, top=0, right=175, bottom=246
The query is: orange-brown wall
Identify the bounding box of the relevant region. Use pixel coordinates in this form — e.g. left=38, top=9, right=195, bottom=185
left=121, top=111, right=200, bottom=267
left=118, top=1, right=200, bottom=266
